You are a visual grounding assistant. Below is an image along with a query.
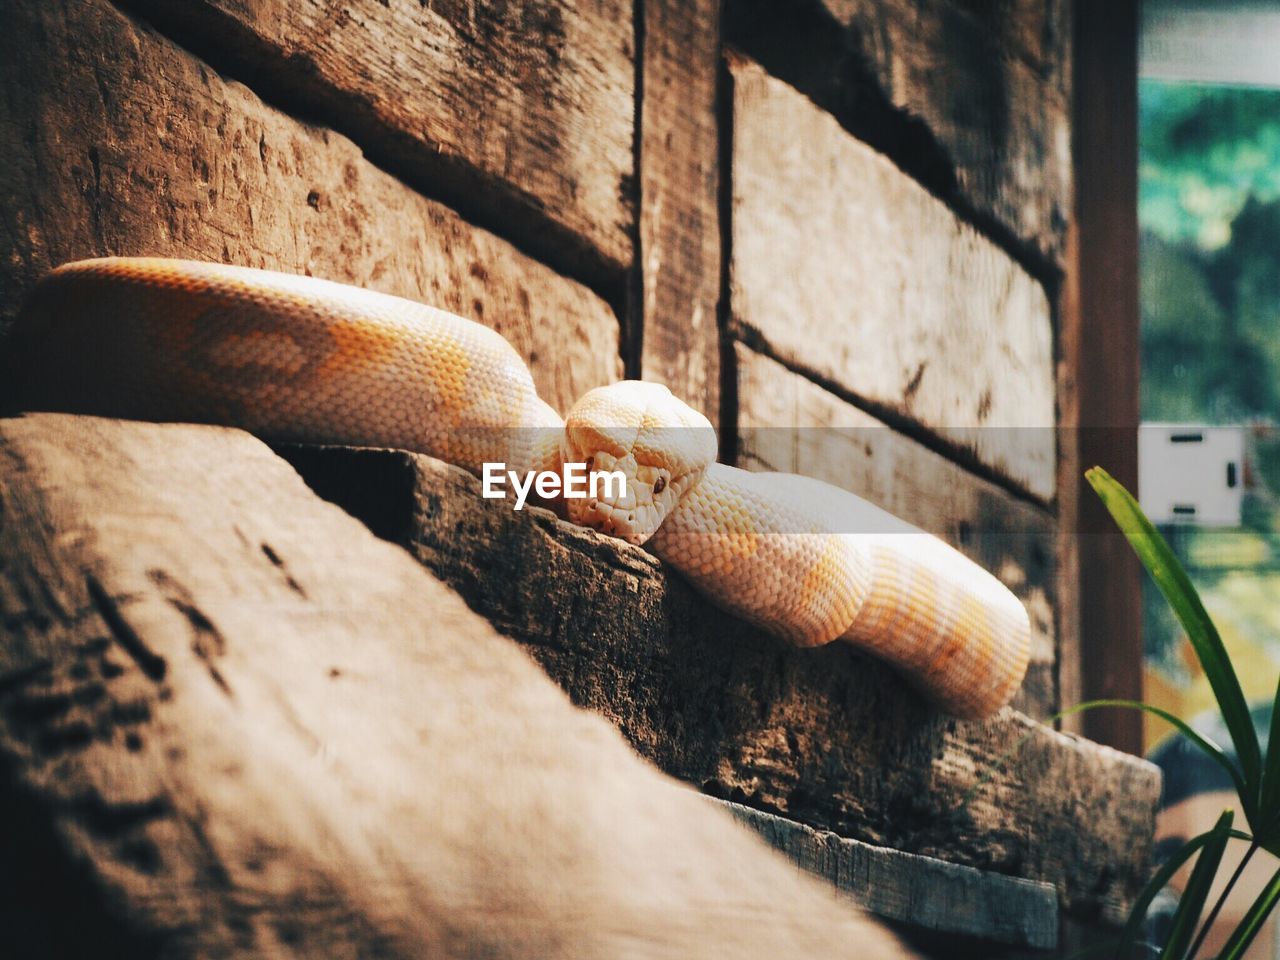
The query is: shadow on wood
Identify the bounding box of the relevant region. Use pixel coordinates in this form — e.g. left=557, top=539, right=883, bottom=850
left=0, top=413, right=914, bottom=959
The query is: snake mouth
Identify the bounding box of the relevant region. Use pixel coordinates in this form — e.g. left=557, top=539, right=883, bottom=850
left=564, top=448, right=691, bottom=545
left=562, top=380, right=718, bottom=545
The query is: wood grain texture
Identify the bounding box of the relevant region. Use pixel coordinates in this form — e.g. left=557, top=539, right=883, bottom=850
left=728, top=56, right=1057, bottom=501
left=819, top=0, right=1071, bottom=266
left=637, top=0, right=722, bottom=424
left=1059, top=0, right=1143, bottom=753
left=0, top=0, right=621, bottom=415
left=0, top=413, right=922, bottom=960
left=734, top=346, right=1057, bottom=719
left=119, top=0, right=636, bottom=281
left=277, top=442, right=1161, bottom=920
left=724, top=0, right=1071, bottom=266
left=720, top=800, right=1058, bottom=950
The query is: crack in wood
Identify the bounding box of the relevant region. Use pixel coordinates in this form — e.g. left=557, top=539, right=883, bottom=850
left=1, top=645, right=156, bottom=761
left=730, top=323, right=1055, bottom=510
left=259, top=542, right=307, bottom=597
left=0, top=660, right=53, bottom=697
left=68, top=791, right=170, bottom=839
left=84, top=574, right=168, bottom=683
left=143, top=568, right=234, bottom=697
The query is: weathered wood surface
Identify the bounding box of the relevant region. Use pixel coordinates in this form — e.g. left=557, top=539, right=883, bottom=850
left=276, top=442, right=1160, bottom=919
left=720, top=800, right=1059, bottom=950
left=724, top=0, right=1072, bottom=266
left=0, top=0, right=620, bottom=415
left=0, top=412, right=923, bottom=959
left=1059, top=0, right=1143, bottom=754
left=119, top=0, right=636, bottom=282
left=728, top=56, right=1057, bottom=501
left=734, top=346, right=1057, bottom=718
left=637, top=0, right=722, bottom=424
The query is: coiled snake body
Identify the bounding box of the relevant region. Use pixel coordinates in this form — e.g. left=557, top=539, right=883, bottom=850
left=5, top=258, right=1030, bottom=718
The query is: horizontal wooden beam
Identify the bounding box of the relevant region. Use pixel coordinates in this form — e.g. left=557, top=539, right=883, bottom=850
left=719, top=800, right=1058, bottom=949
left=118, top=0, right=636, bottom=287
left=277, top=441, right=1161, bottom=919
left=0, top=0, right=621, bottom=415
left=727, top=56, right=1057, bottom=501
left=0, top=413, right=919, bottom=959
left=724, top=0, right=1071, bottom=268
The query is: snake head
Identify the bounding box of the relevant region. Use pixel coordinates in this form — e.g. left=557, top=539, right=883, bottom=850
left=563, top=381, right=717, bottom=545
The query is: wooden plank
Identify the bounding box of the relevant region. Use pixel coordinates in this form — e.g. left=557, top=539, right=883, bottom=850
left=815, top=0, right=1071, bottom=126
left=637, top=0, right=722, bottom=424
left=119, top=0, right=636, bottom=282
left=275, top=442, right=1162, bottom=920
left=719, top=800, right=1058, bottom=950
left=724, top=0, right=1071, bottom=266
left=817, top=0, right=1071, bottom=252
left=0, top=413, right=925, bottom=959
left=1058, top=0, right=1143, bottom=752
left=0, top=0, right=621, bottom=416
left=734, top=346, right=1057, bottom=719
left=728, top=56, right=1057, bottom=501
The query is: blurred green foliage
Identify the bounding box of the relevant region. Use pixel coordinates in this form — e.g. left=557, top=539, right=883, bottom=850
left=1141, top=80, right=1280, bottom=251
left=1140, top=79, right=1280, bottom=671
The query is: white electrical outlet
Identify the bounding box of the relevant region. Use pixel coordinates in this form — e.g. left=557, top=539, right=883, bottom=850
left=1138, top=424, right=1245, bottom=527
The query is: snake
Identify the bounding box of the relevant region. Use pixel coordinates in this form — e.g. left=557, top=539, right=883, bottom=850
left=3, top=257, right=1030, bottom=718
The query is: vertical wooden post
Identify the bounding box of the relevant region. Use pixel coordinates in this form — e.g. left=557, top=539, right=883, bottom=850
left=1060, top=0, right=1144, bottom=753
left=636, top=0, right=722, bottom=427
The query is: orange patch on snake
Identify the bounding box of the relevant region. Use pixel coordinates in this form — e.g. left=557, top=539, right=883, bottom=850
left=417, top=332, right=473, bottom=418
left=204, top=329, right=310, bottom=376
left=930, top=591, right=988, bottom=677
left=713, top=530, right=761, bottom=573
left=873, top=553, right=915, bottom=643
left=141, top=287, right=208, bottom=358
left=904, top=564, right=941, bottom=649
left=701, top=497, right=764, bottom=570
left=797, top=538, right=858, bottom=640
left=317, top=316, right=402, bottom=382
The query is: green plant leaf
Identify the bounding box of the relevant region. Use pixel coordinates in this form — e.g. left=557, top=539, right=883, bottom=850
left=1058, top=700, right=1247, bottom=802
left=1160, top=810, right=1232, bottom=958
left=1259, top=675, right=1280, bottom=848
left=1085, top=467, right=1263, bottom=822
left=1112, top=829, right=1218, bottom=960
left=1217, top=863, right=1280, bottom=960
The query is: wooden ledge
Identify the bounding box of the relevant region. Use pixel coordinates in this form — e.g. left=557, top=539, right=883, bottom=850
left=276, top=442, right=1161, bottom=923
left=719, top=799, right=1059, bottom=950
left=0, top=413, right=932, bottom=959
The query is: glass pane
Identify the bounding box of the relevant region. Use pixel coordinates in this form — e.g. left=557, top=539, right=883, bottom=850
left=1139, top=76, right=1280, bottom=958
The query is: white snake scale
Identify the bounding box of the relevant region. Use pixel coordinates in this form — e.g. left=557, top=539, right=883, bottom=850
left=4, top=258, right=1030, bottom=718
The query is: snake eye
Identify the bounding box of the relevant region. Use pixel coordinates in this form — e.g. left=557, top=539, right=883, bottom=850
left=653, top=476, right=667, bottom=494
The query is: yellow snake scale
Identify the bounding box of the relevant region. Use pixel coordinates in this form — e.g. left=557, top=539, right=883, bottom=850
left=4, top=258, right=1030, bottom=718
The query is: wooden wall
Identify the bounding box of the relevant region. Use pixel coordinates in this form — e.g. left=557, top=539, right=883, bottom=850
left=0, top=0, right=1076, bottom=722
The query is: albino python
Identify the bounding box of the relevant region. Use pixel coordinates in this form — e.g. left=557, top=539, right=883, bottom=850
left=4, top=258, right=1030, bottom=718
